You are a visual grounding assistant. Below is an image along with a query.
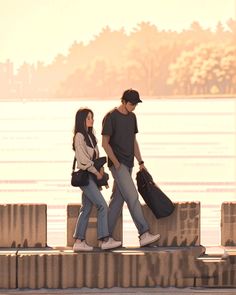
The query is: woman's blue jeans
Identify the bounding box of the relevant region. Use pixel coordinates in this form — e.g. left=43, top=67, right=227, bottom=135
left=73, top=175, right=109, bottom=240
left=108, top=164, right=149, bottom=236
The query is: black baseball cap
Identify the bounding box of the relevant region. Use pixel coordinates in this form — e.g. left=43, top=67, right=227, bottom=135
left=121, top=89, right=142, bottom=104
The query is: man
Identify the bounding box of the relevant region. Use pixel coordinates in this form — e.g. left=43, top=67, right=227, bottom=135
left=102, top=89, right=160, bottom=247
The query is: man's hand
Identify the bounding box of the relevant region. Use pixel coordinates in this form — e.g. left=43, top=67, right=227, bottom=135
left=139, top=163, right=146, bottom=170
left=114, top=162, right=121, bottom=170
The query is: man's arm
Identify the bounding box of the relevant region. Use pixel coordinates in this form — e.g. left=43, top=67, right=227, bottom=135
left=134, top=135, right=145, bottom=170
left=102, top=135, right=120, bottom=169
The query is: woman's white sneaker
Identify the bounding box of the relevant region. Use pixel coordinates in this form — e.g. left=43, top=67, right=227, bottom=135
left=101, top=237, right=122, bottom=250
left=139, top=232, right=160, bottom=247
left=73, top=240, right=93, bottom=252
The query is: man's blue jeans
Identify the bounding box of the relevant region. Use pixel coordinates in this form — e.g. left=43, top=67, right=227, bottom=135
left=109, top=164, right=149, bottom=236
left=73, top=175, right=109, bottom=240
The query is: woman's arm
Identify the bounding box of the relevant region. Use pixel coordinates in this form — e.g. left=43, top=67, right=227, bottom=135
left=74, top=133, right=99, bottom=175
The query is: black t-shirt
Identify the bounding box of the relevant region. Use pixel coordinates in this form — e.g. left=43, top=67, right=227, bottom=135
left=102, top=108, right=138, bottom=168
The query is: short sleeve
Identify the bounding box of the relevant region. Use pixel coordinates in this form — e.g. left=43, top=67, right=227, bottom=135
left=102, top=113, right=113, bottom=136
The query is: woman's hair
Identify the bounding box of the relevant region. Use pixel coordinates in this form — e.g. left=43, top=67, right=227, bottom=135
left=72, top=108, right=97, bottom=151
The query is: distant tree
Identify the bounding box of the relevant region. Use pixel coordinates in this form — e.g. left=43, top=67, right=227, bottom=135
left=167, top=44, right=236, bottom=94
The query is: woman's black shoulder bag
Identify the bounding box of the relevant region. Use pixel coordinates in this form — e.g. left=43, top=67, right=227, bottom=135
left=71, top=157, right=89, bottom=187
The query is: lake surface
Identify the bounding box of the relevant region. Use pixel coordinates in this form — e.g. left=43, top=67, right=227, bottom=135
left=0, top=98, right=236, bottom=246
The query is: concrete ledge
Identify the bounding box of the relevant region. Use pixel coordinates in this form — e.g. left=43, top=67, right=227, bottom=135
left=142, top=202, right=200, bottom=246
left=0, top=204, right=47, bottom=248
left=3, top=246, right=236, bottom=288
left=67, top=204, right=122, bottom=247
left=0, top=251, right=17, bottom=288
left=221, top=202, right=236, bottom=246
left=16, top=246, right=205, bottom=289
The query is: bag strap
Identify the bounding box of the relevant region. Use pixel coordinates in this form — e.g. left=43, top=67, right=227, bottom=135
left=72, top=157, right=76, bottom=172
left=88, top=136, right=97, bottom=161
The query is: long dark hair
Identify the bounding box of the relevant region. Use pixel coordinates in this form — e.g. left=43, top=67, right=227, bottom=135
left=72, top=108, right=97, bottom=151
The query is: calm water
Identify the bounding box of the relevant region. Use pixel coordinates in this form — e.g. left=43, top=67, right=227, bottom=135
left=0, top=98, right=236, bottom=246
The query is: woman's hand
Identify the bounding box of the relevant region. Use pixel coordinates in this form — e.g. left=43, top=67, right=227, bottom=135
left=95, top=171, right=103, bottom=180
left=100, top=167, right=104, bottom=176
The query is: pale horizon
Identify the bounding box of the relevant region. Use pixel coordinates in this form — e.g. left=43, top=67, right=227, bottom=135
left=0, top=0, right=235, bottom=67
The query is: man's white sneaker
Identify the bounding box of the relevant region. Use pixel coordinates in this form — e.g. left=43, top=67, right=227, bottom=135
left=139, top=232, right=160, bottom=247
left=73, top=240, right=93, bottom=252
left=101, top=237, right=122, bottom=250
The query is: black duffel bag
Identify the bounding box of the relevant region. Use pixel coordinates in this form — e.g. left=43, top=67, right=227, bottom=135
left=136, top=169, right=175, bottom=219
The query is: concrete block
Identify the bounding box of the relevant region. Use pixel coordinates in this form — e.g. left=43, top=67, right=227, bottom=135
left=17, top=250, right=61, bottom=289
left=117, top=246, right=204, bottom=287
left=0, top=204, right=47, bottom=248
left=17, top=250, right=119, bottom=288
left=142, top=202, right=200, bottom=246
left=67, top=204, right=122, bottom=247
left=221, top=202, right=236, bottom=246
left=0, top=251, right=17, bottom=288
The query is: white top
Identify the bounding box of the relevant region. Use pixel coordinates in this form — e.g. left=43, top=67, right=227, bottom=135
left=74, top=132, right=99, bottom=175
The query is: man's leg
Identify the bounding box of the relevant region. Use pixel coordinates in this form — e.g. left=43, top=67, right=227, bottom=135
left=109, top=164, right=149, bottom=236
left=108, top=181, right=124, bottom=235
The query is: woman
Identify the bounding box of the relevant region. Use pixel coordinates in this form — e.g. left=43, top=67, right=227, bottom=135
left=72, top=108, right=121, bottom=251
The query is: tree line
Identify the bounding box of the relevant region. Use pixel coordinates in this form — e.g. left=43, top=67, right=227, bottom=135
left=0, top=20, right=236, bottom=99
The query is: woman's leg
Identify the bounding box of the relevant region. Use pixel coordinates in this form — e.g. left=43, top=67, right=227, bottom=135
left=73, top=192, right=93, bottom=240
left=79, top=175, right=109, bottom=240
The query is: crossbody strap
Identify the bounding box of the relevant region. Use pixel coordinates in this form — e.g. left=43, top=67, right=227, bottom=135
left=72, top=157, right=76, bottom=172
left=88, top=134, right=97, bottom=160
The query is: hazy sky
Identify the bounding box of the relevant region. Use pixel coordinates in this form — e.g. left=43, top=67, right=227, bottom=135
left=0, top=0, right=235, bottom=67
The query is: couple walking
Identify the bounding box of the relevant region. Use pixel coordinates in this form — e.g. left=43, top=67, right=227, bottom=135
left=72, top=89, right=160, bottom=251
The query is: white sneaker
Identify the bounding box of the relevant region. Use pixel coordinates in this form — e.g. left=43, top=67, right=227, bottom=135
left=73, top=240, right=93, bottom=252
left=139, top=232, right=160, bottom=247
left=101, top=237, right=122, bottom=250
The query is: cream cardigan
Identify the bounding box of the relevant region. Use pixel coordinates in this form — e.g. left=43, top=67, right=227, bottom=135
left=74, top=132, right=99, bottom=175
